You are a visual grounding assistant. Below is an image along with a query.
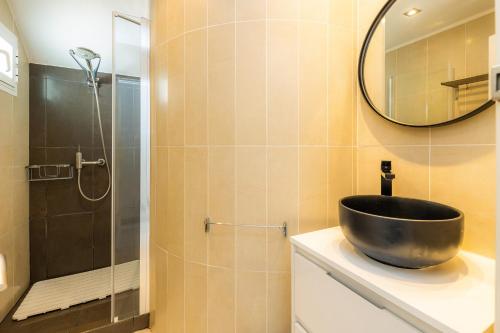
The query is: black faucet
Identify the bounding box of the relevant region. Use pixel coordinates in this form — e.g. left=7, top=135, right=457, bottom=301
left=381, top=161, right=395, bottom=196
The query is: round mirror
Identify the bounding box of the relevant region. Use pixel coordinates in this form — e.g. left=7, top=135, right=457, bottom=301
left=359, top=0, right=495, bottom=127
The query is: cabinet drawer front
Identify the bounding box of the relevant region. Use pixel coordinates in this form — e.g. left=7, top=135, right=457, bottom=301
left=294, top=253, right=420, bottom=333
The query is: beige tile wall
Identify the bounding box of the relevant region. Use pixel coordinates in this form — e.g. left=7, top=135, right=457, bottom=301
left=356, top=0, right=496, bottom=258
left=0, top=0, right=30, bottom=322
left=150, top=0, right=356, bottom=331
left=150, top=0, right=497, bottom=331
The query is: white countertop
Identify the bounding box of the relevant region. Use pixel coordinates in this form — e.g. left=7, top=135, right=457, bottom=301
left=291, top=227, right=495, bottom=333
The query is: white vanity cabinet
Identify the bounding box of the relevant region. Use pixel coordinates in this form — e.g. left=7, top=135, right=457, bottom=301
left=293, top=253, right=420, bottom=333
left=291, top=227, right=495, bottom=333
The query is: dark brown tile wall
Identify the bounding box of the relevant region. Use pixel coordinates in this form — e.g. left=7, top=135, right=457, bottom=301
left=29, top=64, right=141, bottom=283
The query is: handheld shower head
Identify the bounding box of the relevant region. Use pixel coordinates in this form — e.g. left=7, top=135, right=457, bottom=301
left=69, top=47, right=102, bottom=85
left=72, top=47, right=100, bottom=60
left=69, top=47, right=110, bottom=202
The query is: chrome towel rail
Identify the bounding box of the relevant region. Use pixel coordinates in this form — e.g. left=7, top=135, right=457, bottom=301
left=204, top=217, right=288, bottom=237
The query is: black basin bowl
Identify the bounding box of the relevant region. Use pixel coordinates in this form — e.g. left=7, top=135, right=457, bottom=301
left=339, top=195, right=464, bottom=269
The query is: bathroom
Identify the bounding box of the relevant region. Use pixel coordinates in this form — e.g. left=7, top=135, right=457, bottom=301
left=0, top=0, right=497, bottom=332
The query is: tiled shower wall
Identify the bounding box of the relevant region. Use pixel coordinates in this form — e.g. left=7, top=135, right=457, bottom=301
left=29, top=64, right=141, bottom=283
left=29, top=64, right=112, bottom=282
left=149, top=0, right=356, bottom=332
left=0, top=0, right=30, bottom=322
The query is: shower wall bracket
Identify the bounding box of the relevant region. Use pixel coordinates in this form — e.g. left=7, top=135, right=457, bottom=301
left=204, top=217, right=288, bottom=237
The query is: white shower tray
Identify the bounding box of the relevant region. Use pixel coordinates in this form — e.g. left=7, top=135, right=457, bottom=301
left=13, top=260, right=140, bottom=321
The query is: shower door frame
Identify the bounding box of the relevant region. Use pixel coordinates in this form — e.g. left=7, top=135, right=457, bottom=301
left=111, top=11, right=151, bottom=322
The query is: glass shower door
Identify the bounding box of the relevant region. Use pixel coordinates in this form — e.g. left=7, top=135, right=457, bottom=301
left=111, top=12, right=150, bottom=322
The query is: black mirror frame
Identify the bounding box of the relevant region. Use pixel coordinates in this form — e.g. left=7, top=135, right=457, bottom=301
left=358, top=0, right=495, bottom=128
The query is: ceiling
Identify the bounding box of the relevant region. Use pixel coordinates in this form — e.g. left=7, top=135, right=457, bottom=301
left=6, top=0, right=149, bottom=74
left=385, top=0, right=494, bottom=50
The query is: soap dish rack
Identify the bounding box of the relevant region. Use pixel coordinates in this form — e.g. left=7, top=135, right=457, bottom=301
left=26, top=164, right=74, bottom=182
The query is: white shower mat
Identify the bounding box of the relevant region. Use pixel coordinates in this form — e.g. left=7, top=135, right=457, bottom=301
left=13, top=260, right=140, bottom=321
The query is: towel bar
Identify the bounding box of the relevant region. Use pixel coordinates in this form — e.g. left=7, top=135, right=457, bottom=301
left=204, top=217, right=288, bottom=237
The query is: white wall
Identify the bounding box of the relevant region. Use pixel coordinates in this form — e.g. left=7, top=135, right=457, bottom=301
left=7, top=0, right=149, bottom=74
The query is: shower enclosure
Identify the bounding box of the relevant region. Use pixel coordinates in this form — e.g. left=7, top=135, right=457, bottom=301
left=0, top=10, right=150, bottom=333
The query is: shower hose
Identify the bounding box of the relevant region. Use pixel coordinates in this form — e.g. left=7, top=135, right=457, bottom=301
left=77, top=73, right=111, bottom=202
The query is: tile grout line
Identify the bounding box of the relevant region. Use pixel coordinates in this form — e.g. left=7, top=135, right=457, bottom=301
left=428, top=128, right=432, bottom=201
left=297, top=0, right=302, bottom=236
left=156, top=18, right=331, bottom=47
left=326, top=0, right=331, bottom=229
left=425, top=39, right=429, bottom=123
left=351, top=0, right=356, bottom=197
left=233, top=3, right=238, bottom=332
left=426, top=36, right=430, bottom=201
left=265, top=1, right=270, bottom=331
left=355, top=0, right=360, bottom=196
left=182, top=1, right=187, bottom=331
left=178, top=253, right=292, bottom=273
left=464, top=23, right=468, bottom=112
left=154, top=143, right=500, bottom=148
left=205, top=1, right=210, bottom=332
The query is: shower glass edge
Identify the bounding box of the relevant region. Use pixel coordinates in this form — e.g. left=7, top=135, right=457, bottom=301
left=111, top=11, right=151, bottom=323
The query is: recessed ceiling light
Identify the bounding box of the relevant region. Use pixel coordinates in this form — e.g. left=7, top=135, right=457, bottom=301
left=403, top=8, right=422, bottom=17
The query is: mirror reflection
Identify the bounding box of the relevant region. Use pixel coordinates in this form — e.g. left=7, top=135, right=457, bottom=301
left=363, top=0, right=495, bottom=126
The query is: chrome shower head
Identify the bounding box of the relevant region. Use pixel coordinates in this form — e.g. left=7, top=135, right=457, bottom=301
left=72, top=47, right=100, bottom=61
left=69, top=47, right=102, bottom=85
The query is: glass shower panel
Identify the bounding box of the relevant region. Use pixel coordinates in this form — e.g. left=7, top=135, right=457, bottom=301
left=111, top=13, right=148, bottom=322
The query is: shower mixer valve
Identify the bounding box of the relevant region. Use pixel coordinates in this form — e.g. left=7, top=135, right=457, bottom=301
left=75, top=150, right=106, bottom=170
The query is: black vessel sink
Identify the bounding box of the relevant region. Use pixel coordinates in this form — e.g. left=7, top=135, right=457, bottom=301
left=339, top=195, right=464, bottom=269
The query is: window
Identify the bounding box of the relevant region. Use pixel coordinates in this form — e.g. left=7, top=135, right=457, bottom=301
left=0, top=21, right=17, bottom=96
